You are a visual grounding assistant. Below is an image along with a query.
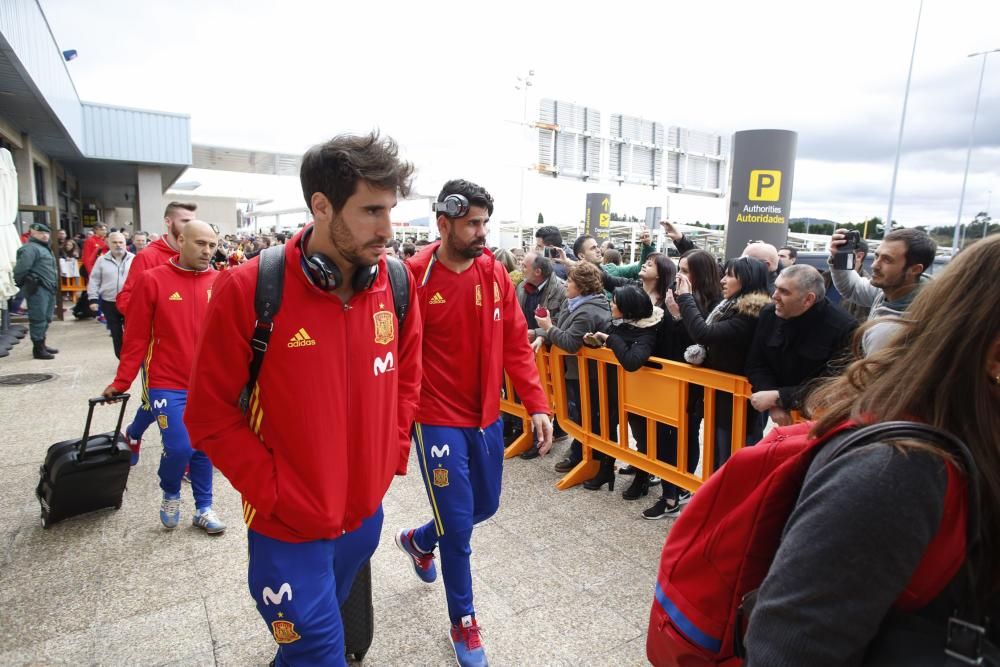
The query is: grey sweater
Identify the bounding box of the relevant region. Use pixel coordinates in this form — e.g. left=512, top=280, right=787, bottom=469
left=744, top=439, right=950, bottom=666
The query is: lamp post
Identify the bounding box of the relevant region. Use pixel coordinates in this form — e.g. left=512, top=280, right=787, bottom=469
left=514, top=69, right=535, bottom=225
left=953, top=49, right=1000, bottom=255
left=885, top=0, right=923, bottom=237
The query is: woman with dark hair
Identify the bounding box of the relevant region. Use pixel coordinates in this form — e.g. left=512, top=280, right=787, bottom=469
left=666, top=256, right=770, bottom=505
left=678, top=249, right=722, bottom=316
left=533, top=262, right=612, bottom=475
left=586, top=285, right=664, bottom=491
left=603, top=252, right=696, bottom=503
left=745, top=234, right=1000, bottom=664
left=658, top=249, right=725, bottom=506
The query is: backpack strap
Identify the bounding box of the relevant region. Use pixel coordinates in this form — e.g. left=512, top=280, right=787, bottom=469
left=825, top=421, right=989, bottom=662
left=825, top=422, right=980, bottom=554
left=385, top=256, right=410, bottom=333
left=239, top=245, right=285, bottom=414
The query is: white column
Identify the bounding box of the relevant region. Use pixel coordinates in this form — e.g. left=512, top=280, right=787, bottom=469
left=136, top=166, right=162, bottom=232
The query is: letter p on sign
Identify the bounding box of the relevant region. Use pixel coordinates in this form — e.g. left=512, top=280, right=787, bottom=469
left=749, top=170, right=781, bottom=201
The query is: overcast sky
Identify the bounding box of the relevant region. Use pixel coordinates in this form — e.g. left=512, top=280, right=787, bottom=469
left=40, top=0, right=1000, bottom=229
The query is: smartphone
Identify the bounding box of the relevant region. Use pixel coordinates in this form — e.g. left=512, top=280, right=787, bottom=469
left=543, top=246, right=557, bottom=259
left=833, top=231, right=860, bottom=270
left=534, top=306, right=548, bottom=318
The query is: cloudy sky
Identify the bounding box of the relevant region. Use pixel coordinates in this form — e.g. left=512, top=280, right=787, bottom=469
left=40, top=0, right=1000, bottom=229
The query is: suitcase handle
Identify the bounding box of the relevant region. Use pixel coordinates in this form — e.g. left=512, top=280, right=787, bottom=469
left=79, top=394, right=131, bottom=460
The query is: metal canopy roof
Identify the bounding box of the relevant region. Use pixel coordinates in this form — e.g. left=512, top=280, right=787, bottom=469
left=191, top=144, right=301, bottom=177
left=0, top=33, right=81, bottom=160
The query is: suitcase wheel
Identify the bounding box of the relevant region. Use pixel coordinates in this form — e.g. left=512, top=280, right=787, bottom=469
left=40, top=513, right=49, bottom=529
left=348, top=650, right=367, bottom=663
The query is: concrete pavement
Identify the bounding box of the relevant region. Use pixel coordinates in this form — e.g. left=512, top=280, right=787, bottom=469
left=0, top=317, right=675, bottom=666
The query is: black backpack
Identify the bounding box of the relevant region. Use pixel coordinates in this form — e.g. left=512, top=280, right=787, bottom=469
left=239, top=246, right=411, bottom=412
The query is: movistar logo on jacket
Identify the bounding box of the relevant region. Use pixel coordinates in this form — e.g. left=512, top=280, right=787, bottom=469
left=288, top=328, right=317, bottom=348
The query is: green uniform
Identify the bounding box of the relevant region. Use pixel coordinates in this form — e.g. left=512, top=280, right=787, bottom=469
left=14, top=237, right=58, bottom=342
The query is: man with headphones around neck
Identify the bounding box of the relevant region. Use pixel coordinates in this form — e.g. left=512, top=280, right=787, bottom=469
left=184, top=132, right=423, bottom=666
left=397, top=179, right=553, bottom=667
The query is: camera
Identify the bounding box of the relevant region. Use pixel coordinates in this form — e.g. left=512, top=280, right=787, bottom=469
left=833, top=231, right=861, bottom=270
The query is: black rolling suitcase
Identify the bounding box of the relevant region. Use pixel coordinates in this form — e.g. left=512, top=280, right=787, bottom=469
left=36, top=394, right=132, bottom=528
left=341, top=560, right=374, bottom=662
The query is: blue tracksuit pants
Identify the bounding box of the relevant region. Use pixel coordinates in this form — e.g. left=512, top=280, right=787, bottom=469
left=125, top=364, right=157, bottom=443
left=411, top=419, right=504, bottom=623
left=248, top=506, right=383, bottom=666
left=146, top=388, right=212, bottom=509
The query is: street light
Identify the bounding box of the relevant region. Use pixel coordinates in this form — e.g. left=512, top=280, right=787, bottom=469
left=953, top=48, right=1000, bottom=255
left=515, top=69, right=535, bottom=226
left=885, top=0, right=923, bottom=237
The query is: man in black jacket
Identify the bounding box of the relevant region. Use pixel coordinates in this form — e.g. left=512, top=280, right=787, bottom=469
left=746, top=265, right=857, bottom=425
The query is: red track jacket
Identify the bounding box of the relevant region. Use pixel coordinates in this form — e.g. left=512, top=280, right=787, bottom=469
left=82, top=235, right=108, bottom=274
left=111, top=259, right=218, bottom=393
left=407, top=242, right=549, bottom=428
left=115, top=237, right=176, bottom=315
left=184, top=227, right=423, bottom=543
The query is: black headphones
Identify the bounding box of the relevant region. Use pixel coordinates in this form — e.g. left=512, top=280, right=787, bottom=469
left=432, top=194, right=470, bottom=219
left=304, top=252, right=378, bottom=292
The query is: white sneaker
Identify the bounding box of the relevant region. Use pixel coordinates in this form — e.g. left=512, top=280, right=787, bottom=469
left=192, top=507, right=226, bottom=535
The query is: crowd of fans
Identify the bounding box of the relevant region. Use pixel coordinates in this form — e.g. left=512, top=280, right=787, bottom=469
left=492, top=220, right=953, bottom=521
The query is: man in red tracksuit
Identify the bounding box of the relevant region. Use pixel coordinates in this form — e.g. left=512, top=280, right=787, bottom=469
left=101, top=220, right=223, bottom=534
left=185, top=132, right=421, bottom=666
left=81, top=223, right=108, bottom=278
left=115, top=201, right=198, bottom=465
left=396, top=179, right=553, bottom=667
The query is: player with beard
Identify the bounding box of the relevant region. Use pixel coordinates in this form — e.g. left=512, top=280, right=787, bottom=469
left=115, top=201, right=197, bottom=465
left=396, top=179, right=552, bottom=666
left=185, top=132, right=421, bottom=666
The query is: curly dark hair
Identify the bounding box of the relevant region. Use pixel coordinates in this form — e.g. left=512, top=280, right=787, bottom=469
left=300, top=131, right=414, bottom=213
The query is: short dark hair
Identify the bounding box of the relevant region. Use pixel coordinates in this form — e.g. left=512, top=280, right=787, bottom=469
left=613, top=284, right=653, bottom=321
left=779, top=246, right=798, bottom=259
left=723, top=256, right=770, bottom=297
left=535, top=225, right=563, bottom=247
left=300, top=131, right=414, bottom=214
left=573, top=234, right=595, bottom=258
left=645, top=252, right=677, bottom=302
left=437, top=179, right=494, bottom=217
left=164, top=201, right=197, bottom=217
left=884, top=227, right=936, bottom=271
left=402, top=242, right=416, bottom=258
left=602, top=248, right=622, bottom=265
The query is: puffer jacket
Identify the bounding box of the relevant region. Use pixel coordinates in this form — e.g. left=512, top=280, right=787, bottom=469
left=677, top=291, right=771, bottom=375
left=602, top=307, right=664, bottom=371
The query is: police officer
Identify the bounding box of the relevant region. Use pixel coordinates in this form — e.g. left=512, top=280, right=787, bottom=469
left=13, top=222, right=59, bottom=360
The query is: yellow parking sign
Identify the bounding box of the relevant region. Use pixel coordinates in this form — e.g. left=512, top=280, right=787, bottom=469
left=749, top=170, right=781, bottom=201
